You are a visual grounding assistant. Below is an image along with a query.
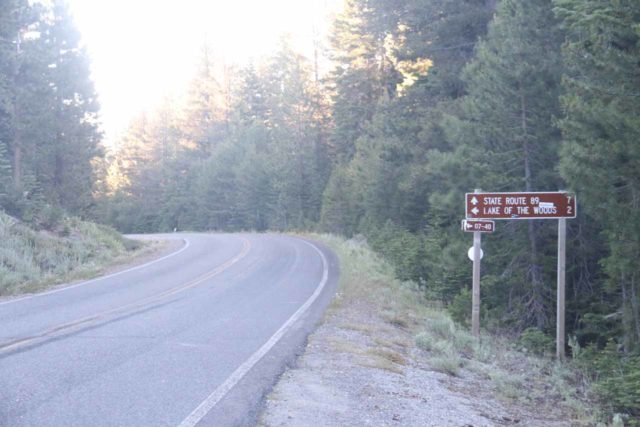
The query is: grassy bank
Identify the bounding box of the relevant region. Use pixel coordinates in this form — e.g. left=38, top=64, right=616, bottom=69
left=308, top=233, right=606, bottom=425
left=0, top=212, right=149, bottom=296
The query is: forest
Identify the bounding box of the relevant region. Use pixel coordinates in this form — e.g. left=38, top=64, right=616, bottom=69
left=0, top=0, right=639, bottom=420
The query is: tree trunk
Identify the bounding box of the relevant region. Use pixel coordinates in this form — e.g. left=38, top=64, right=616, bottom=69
left=13, top=144, right=22, bottom=190
left=521, top=87, right=546, bottom=329
left=12, top=29, right=23, bottom=191
left=630, top=275, right=640, bottom=349
left=622, top=278, right=631, bottom=353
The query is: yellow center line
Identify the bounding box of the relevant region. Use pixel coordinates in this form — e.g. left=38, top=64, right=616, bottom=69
left=0, top=238, right=252, bottom=354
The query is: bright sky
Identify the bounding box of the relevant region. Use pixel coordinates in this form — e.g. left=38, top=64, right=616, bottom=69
left=67, top=0, right=343, bottom=142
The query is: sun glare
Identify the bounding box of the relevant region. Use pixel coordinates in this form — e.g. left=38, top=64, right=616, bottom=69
left=67, top=0, right=342, bottom=142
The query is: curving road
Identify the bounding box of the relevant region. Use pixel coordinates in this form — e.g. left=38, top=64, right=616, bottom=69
left=0, top=233, right=339, bottom=427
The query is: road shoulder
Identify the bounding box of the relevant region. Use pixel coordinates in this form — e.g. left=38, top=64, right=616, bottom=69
left=258, top=235, right=591, bottom=426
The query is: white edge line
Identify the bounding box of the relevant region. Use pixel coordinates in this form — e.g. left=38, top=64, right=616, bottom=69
left=0, top=237, right=191, bottom=307
left=177, top=238, right=330, bottom=427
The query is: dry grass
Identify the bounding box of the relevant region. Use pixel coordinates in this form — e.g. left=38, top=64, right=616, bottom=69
left=305, top=233, right=600, bottom=425
left=359, top=355, right=405, bottom=375
left=367, top=348, right=407, bottom=366
left=340, top=322, right=377, bottom=335
left=328, top=337, right=366, bottom=356
left=0, top=212, right=153, bottom=296
left=429, top=355, right=463, bottom=376
left=374, top=337, right=410, bottom=351
left=382, top=313, right=410, bottom=329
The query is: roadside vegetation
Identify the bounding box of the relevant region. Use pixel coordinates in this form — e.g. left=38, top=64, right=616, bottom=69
left=0, top=211, right=147, bottom=296
left=311, top=233, right=625, bottom=426
left=84, top=3, right=640, bottom=422
left=2, top=0, right=638, bottom=422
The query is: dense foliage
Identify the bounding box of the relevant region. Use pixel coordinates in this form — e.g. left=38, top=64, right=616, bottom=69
left=1, top=0, right=638, bottom=420
left=0, top=0, right=101, bottom=224
left=98, top=41, right=330, bottom=233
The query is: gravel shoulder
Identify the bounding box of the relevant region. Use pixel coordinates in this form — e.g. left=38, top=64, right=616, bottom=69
left=258, top=235, right=590, bottom=427
left=259, top=301, right=571, bottom=427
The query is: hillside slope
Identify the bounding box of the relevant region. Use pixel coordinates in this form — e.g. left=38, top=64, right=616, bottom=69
left=0, top=212, right=147, bottom=296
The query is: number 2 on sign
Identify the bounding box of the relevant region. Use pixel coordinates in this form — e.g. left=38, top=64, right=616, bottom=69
left=566, top=195, right=573, bottom=214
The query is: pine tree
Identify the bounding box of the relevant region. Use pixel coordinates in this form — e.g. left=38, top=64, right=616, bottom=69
left=444, top=0, right=566, bottom=329
left=0, top=0, right=37, bottom=194
left=0, top=1, right=102, bottom=216
left=42, top=1, right=102, bottom=213
left=0, top=140, right=12, bottom=204
left=181, top=44, right=227, bottom=156
left=234, top=63, right=268, bottom=127
left=259, top=38, right=330, bottom=229
left=328, top=0, right=400, bottom=162
left=555, top=0, right=640, bottom=352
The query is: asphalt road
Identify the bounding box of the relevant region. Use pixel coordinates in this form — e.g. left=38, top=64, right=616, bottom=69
left=0, top=233, right=339, bottom=427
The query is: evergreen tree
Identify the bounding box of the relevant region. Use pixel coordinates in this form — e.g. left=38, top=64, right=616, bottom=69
left=234, top=63, right=268, bottom=127
left=328, top=0, right=400, bottom=162
left=41, top=1, right=102, bottom=213
left=442, top=0, right=566, bottom=329
left=555, top=0, right=640, bottom=352
left=0, top=140, right=12, bottom=203
left=181, top=44, right=227, bottom=156
left=0, top=1, right=101, bottom=218
left=0, top=0, right=38, bottom=195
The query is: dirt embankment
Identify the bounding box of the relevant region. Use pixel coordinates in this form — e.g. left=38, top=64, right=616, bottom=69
left=0, top=211, right=178, bottom=298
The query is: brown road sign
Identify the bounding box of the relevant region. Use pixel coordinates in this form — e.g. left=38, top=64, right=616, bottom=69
left=466, top=192, right=576, bottom=220
left=461, top=219, right=495, bottom=233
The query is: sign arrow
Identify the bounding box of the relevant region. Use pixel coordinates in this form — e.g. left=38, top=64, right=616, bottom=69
left=465, top=191, right=576, bottom=219
left=461, top=219, right=495, bottom=233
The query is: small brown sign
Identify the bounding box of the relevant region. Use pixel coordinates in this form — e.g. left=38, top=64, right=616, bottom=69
left=461, top=219, right=495, bottom=233
left=466, top=192, right=576, bottom=219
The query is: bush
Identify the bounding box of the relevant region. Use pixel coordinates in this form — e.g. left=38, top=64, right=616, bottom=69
left=362, top=219, right=427, bottom=283
left=33, top=204, right=65, bottom=231
left=448, top=288, right=472, bottom=326
left=0, top=211, right=135, bottom=295
left=428, top=314, right=456, bottom=340
left=416, top=332, right=434, bottom=352
left=576, top=342, right=640, bottom=425
left=518, top=327, right=554, bottom=356
left=430, top=354, right=462, bottom=376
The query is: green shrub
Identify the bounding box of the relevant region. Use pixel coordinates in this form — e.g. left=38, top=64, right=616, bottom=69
left=491, top=371, right=526, bottom=401
left=362, top=219, right=427, bottom=283
left=452, top=329, right=477, bottom=356
left=518, top=327, right=554, bottom=356
left=576, top=342, right=640, bottom=425
left=415, top=332, right=434, bottom=352
left=429, top=354, right=462, bottom=376
left=0, top=211, right=136, bottom=295
left=428, top=314, right=456, bottom=340
left=448, top=288, right=472, bottom=326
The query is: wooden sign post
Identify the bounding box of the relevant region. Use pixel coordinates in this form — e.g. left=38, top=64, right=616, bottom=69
left=464, top=191, right=576, bottom=359
left=461, top=219, right=497, bottom=337
left=472, top=223, right=481, bottom=337
left=557, top=218, right=566, bottom=360
left=464, top=190, right=491, bottom=337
